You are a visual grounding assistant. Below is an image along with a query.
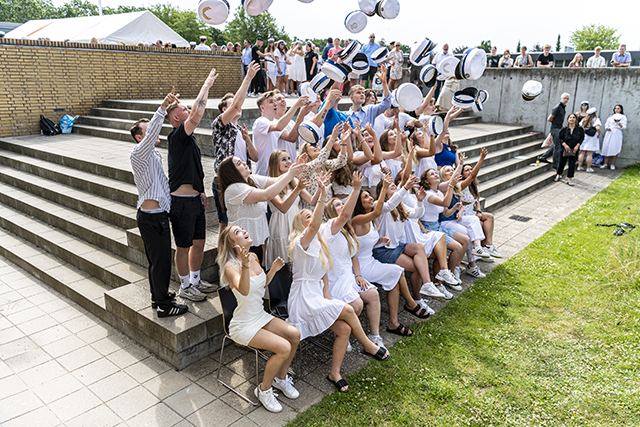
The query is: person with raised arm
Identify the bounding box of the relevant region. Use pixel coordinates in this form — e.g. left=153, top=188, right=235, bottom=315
left=217, top=227, right=299, bottom=413
left=288, top=178, right=390, bottom=394
left=130, top=88, right=187, bottom=317
left=165, top=68, right=219, bottom=302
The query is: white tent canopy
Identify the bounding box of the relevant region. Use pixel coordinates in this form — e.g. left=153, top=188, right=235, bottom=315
left=5, top=11, right=189, bottom=47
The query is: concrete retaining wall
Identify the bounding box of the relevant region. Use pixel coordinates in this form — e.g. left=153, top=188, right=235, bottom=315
left=457, top=68, right=639, bottom=167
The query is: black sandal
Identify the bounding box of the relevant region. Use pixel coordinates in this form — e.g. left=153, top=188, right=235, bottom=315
left=361, top=346, right=390, bottom=361
left=404, top=304, right=430, bottom=319
left=326, top=375, right=349, bottom=392
left=386, top=323, right=413, bottom=336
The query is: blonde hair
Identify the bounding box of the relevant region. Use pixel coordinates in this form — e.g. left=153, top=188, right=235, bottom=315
left=439, top=166, right=461, bottom=198
left=288, top=210, right=333, bottom=271
left=324, top=198, right=360, bottom=256
left=216, top=226, right=240, bottom=286
left=268, top=149, right=296, bottom=197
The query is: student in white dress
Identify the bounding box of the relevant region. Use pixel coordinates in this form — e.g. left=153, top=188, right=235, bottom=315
left=577, top=108, right=602, bottom=172
left=287, top=179, right=390, bottom=393
left=352, top=175, right=432, bottom=337
left=354, top=123, right=401, bottom=197
left=218, top=155, right=305, bottom=266
left=330, top=120, right=374, bottom=200
left=217, top=226, right=300, bottom=413
left=459, top=150, right=502, bottom=259
left=265, top=149, right=325, bottom=265
left=600, top=104, right=627, bottom=170
left=378, top=123, right=407, bottom=181
left=321, top=172, right=384, bottom=348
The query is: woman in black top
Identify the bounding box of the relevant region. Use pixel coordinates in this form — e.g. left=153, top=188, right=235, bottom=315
left=554, top=113, right=584, bottom=186
left=304, top=42, right=318, bottom=81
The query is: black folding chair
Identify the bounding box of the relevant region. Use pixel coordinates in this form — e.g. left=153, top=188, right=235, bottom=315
left=216, top=286, right=260, bottom=406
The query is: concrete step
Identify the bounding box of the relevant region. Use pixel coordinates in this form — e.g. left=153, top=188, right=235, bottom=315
left=465, top=140, right=545, bottom=173
left=0, top=164, right=136, bottom=230
left=474, top=147, right=550, bottom=182
left=479, top=156, right=553, bottom=200
left=0, top=202, right=146, bottom=288
left=484, top=171, right=554, bottom=212
left=451, top=123, right=533, bottom=149
left=456, top=132, right=542, bottom=159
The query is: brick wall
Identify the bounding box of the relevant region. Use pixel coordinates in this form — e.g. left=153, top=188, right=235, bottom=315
left=0, top=39, right=242, bottom=137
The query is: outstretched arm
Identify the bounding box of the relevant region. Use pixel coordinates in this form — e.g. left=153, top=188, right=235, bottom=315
left=331, top=171, right=364, bottom=234
left=459, top=148, right=487, bottom=190
left=299, top=177, right=329, bottom=250
left=352, top=174, right=392, bottom=226
left=184, top=68, right=219, bottom=136
left=221, top=62, right=259, bottom=125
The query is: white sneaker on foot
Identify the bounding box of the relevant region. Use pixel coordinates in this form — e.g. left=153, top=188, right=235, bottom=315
left=471, top=246, right=491, bottom=258
left=466, top=266, right=486, bottom=278
left=178, top=285, right=206, bottom=301
left=368, top=334, right=385, bottom=348
left=576, top=166, right=585, bottom=171
left=272, top=375, right=299, bottom=399
left=610, top=164, right=616, bottom=170
left=420, top=282, right=446, bottom=299
left=435, top=269, right=458, bottom=286
left=346, top=341, right=353, bottom=353
left=415, top=299, right=435, bottom=315
left=484, top=245, right=502, bottom=258
left=435, top=284, right=454, bottom=300
left=586, top=168, right=594, bottom=173
left=195, top=279, right=216, bottom=293
left=454, top=266, right=461, bottom=283
left=255, top=385, right=282, bottom=412
left=599, top=164, right=608, bottom=169
left=446, top=281, right=462, bottom=291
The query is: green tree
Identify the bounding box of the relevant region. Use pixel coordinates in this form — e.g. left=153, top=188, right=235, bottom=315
left=223, top=6, right=290, bottom=46
left=479, top=40, right=491, bottom=53
left=556, top=34, right=561, bottom=51
left=309, top=38, right=328, bottom=53
left=532, top=42, right=543, bottom=52
left=55, top=0, right=99, bottom=18
left=0, top=0, right=58, bottom=22
left=452, top=45, right=468, bottom=55
left=569, top=24, right=620, bottom=50
left=516, top=40, right=521, bottom=53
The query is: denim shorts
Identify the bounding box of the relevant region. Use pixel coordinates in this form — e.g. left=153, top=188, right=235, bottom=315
left=420, top=220, right=455, bottom=244
left=372, top=242, right=408, bottom=264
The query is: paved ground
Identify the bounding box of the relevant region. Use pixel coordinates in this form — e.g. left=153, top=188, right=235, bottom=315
left=0, top=166, right=622, bottom=427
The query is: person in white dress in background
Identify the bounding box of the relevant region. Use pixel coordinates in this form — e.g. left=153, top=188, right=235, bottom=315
left=287, top=178, right=390, bottom=393
left=600, top=104, right=627, bottom=170
left=217, top=226, right=299, bottom=413
left=288, top=42, right=306, bottom=96
left=321, top=172, right=384, bottom=349
left=264, top=39, right=277, bottom=92
left=577, top=107, right=601, bottom=172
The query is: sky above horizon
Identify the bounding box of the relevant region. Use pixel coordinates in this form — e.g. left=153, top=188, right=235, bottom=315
left=50, top=0, right=638, bottom=51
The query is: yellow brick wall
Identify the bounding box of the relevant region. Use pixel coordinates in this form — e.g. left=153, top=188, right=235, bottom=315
left=0, top=39, right=242, bottom=137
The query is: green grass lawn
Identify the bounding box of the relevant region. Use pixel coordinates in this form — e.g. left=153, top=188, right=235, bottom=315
left=288, top=166, right=640, bottom=426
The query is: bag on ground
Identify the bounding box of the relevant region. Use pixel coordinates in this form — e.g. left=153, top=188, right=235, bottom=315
left=59, top=114, right=79, bottom=134
left=541, top=133, right=553, bottom=148
left=40, top=115, right=61, bottom=136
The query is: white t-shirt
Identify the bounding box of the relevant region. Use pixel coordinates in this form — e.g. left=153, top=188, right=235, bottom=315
left=422, top=189, right=445, bottom=222
left=194, top=44, right=210, bottom=51
left=278, top=120, right=297, bottom=162
left=373, top=113, right=413, bottom=141
left=587, top=55, right=605, bottom=68
left=233, top=126, right=247, bottom=163
left=252, top=116, right=281, bottom=176
left=225, top=175, right=270, bottom=245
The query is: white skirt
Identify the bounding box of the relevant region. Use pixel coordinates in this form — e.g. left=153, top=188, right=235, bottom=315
left=580, top=134, right=600, bottom=152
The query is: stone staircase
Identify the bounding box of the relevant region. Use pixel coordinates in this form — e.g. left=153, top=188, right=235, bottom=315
left=0, top=98, right=553, bottom=370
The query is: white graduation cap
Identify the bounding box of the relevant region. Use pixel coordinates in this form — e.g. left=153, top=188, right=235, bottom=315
left=375, top=0, right=400, bottom=19
left=242, top=0, right=274, bottom=16
left=198, top=0, right=230, bottom=26
left=344, top=11, right=368, bottom=34
left=410, top=38, right=436, bottom=66
left=395, top=83, right=423, bottom=111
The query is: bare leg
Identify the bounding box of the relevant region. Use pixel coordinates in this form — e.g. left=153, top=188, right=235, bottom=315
left=578, top=151, right=585, bottom=168
left=261, top=318, right=300, bottom=380
left=248, top=327, right=293, bottom=391
left=448, top=237, right=466, bottom=269
left=189, top=239, right=205, bottom=271
left=585, top=151, right=594, bottom=169
left=348, top=296, right=364, bottom=316
left=175, top=247, right=190, bottom=276
left=611, top=155, right=618, bottom=166
left=328, top=319, right=350, bottom=392
left=396, top=243, right=431, bottom=283
left=359, top=288, right=380, bottom=336
left=337, top=304, right=385, bottom=357
left=480, top=213, right=494, bottom=246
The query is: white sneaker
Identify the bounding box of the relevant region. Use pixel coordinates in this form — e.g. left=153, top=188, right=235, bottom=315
left=420, top=282, right=446, bottom=299
left=368, top=334, right=385, bottom=348
left=255, top=385, right=282, bottom=412
left=454, top=266, right=461, bottom=283
left=484, top=245, right=502, bottom=258
left=346, top=341, right=353, bottom=353
left=586, top=168, right=594, bottom=173
left=576, top=166, right=585, bottom=171
left=435, top=284, right=454, bottom=300
left=471, top=246, right=491, bottom=258
left=415, top=299, right=435, bottom=315
left=435, top=269, right=459, bottom=286
left=610, top=165, right=616, bottom=170
left=599, top=164, right=608, bottom=169
left=478, top=256, right=495, bottom=263
left=445, top=281, right=462, bottom=291
left=178, top=285, right=206, bottom=301
left=272, top=375, right=299, bottom=399
left=195, top=279, right=217, bottom=293
left=466, top=266, right=486, bottom=278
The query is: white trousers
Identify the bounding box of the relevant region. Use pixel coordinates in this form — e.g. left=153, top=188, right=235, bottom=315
left=441, top=216, right=485, bottom=262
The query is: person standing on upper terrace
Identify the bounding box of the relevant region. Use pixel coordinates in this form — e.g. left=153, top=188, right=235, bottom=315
left=586, top=46, right=606, bottom=68
left=130, top=88, right=188, bottom=318
left=536, top=44, right=554, bottom=68
left=195, top=36, right=209, bottom=51
left=611, top=44, right=632, bottom=67
left=165, top=68, right=219, bottom=303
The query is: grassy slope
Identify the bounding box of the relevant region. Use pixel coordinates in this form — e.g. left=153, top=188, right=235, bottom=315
left=288, top=167, right=640, bottom=427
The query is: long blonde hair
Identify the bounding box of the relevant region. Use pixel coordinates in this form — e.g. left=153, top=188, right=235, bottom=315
left=268, top=149, right=296, bottom=197
left=216, top=226, right=241, bottom=286
left=288, top=210, right=333, bottom=271
left=439, top=166, right=461, bottom=198
left=324, top=198, right=360, bottom=256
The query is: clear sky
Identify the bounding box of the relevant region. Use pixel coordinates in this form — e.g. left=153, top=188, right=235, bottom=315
left=52, top=0, right=637, bottom=52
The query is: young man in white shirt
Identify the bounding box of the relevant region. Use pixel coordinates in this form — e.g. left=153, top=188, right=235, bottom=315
left=130, top=88, right=187, bottom=317
left=252, top=91, right=310, bottom=175
left=195, top=36, right=209, bottom=51
left=586, top=46, right=606, bottom=68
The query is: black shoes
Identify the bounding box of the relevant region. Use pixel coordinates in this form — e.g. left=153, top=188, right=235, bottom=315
left=151, top=291, right=176, bottom=309
left=157, top=302, right=189, bottom=318
left=538, top=157, right=550, bottom=164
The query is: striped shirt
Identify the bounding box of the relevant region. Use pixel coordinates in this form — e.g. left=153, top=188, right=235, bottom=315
left=130, top=107, right=171, bottom=213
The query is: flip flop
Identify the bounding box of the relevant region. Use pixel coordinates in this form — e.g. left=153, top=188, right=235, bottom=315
left=404, top=304, right=430, bottom=319
left=326, top=375, right=349, bottom=392
left=553, top=177, right=560, bottom=182
left=361, top=346, right=390, bottom=361
left=567, top=181, right=574, bottom=186
left=386, top=323, right=413, bottom=336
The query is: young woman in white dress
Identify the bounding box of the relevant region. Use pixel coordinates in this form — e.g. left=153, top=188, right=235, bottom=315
left=352, top=175, right=431, bottom=337
left=218, top=155, right=305, bottom=266
left=217, top=226, right=299, bottom=413
left=288, top=42, right=306, bottom=95
left=600, top=104, right=627, bottom=170
left=287, top=179, right=389, bottom=393
left=321, top=172, right=384, bottom=348
left=265, top=149, right=323, bottom=265
left=577, top=108, right=602, bottom=172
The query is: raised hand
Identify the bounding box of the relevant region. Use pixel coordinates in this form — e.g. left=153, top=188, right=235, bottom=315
left=318, top=170, right=332, bottom=186
left=315, top=176, right=329, bottom=202
left=270, top=256, right=285, bottom=273
left=331, top=121, right=345, bottom=140
left=480, top=147, right=488, bottom=158
left=404, top=175, right=419, bottom=190
left=352, top=170, right=364, bottom=189
left=241, top=124, right=250, bottom=140
left=161, top=86, right=179, bottom=109
left=289, top=155, right=307, bottom=176
left=295, top=176, right=310, bottom=191
left=376, top=64, right=388, bottom=84
left=380, top=165, right=391, bottom=175
left=459, top=152, right=468, bottom=163
left=416, top=186, right=427, bottom=201
left=246, top=61, right=260, bottom=80
left=364, top=122, right=376, bottom=138
left=234, top=244, right=252, bottom=267
left=294, top=95, right=310, bottom=109
left=205, top=68, right=219, bottom=86
left=382, top=174, right=393, bottom=190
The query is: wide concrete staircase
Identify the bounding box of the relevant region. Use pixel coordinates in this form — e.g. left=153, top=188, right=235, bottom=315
left=0, top=98, right=552, bottom=369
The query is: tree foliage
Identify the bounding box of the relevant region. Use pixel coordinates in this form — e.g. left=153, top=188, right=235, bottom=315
left=531, top=43, right=543, bottom=52
left=0, top=0, right=58, bottom=22
left=556, top=34, right=561, bottom=51
left=516, top=40, right=521, bottom=53
left=569, top=24, right=620, bottom=50
left=479, top=40, right=491, bottom=53
left=223, top=6, right=289, bottom=46
left=452, top=45, right=468, bottom=55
